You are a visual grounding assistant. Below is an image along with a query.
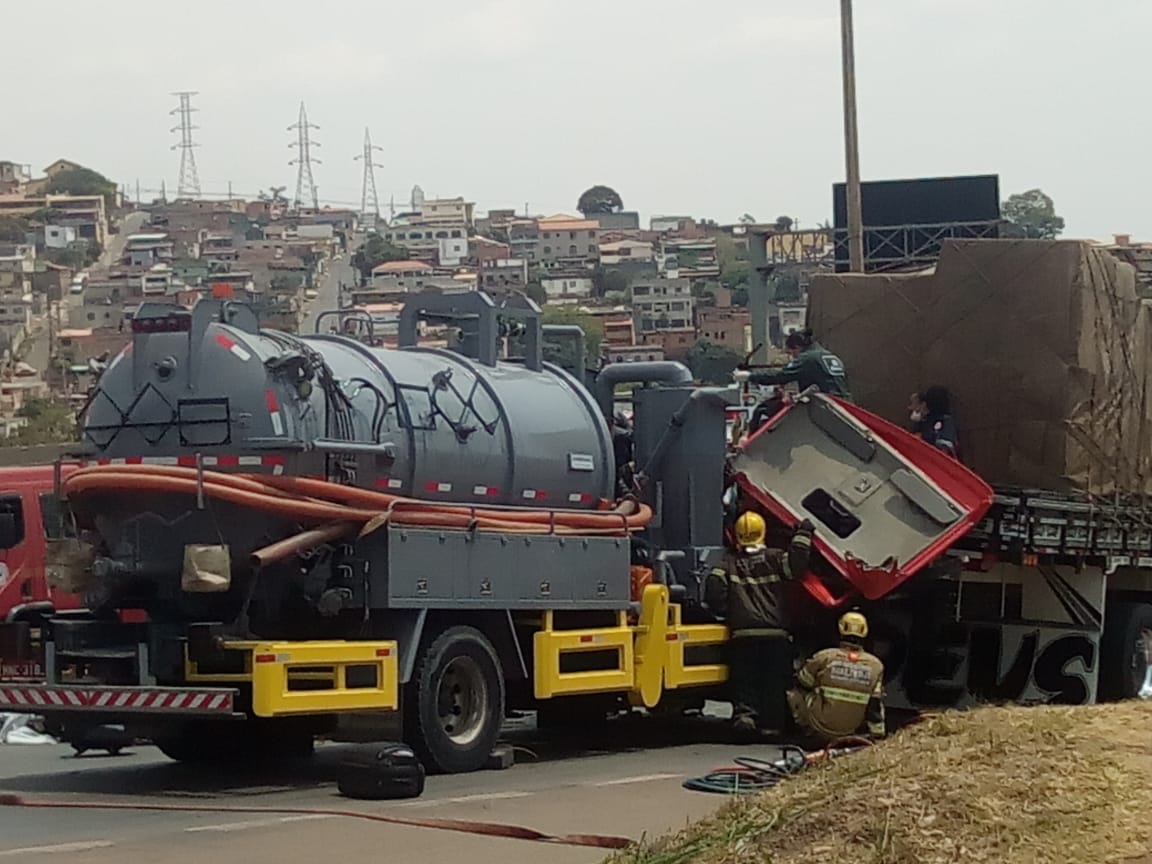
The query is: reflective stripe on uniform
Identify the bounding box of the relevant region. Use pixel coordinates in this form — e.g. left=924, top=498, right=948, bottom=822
left=797, top=667, right=816, bottom=689
left=730, top=574, right=780, bottom=585
left=868, top=722, right=886, bottom=736
left=818, top=686, right=871, bottom=705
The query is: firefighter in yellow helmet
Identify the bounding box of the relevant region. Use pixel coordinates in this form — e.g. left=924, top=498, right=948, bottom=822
left=705, top=510, right=814, bottom=734
left=787, top=610, right=886, bottom=743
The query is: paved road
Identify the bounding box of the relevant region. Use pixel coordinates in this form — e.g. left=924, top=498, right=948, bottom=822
left=301, top=237, right=358, bottom=335
left=0, top=709, right=770, bottom=862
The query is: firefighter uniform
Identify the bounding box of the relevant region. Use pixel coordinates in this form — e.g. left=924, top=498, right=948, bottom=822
left=747, top=344, right=851, bottom=400
left=706, top=513, right=814, bottom=732
left=787, top=612, right=886, bottom=742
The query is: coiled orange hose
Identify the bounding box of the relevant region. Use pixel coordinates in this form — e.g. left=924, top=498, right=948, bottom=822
left=62, top=464, right=652, bottom=537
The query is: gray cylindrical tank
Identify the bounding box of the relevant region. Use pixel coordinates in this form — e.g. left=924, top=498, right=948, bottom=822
left=83, top=314, right=615, bottom=509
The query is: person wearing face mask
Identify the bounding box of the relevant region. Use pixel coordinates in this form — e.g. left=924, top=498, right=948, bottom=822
left=909, top=386, right=959, bottom=459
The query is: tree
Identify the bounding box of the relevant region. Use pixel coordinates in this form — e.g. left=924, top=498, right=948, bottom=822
left=769, top=270, right=802, bottom=302
left=686, top=340, right=743, bottom=385
left=593, top=268, right=629, bottom=297
left=541, top=305, right=605, bottom=367
left=774, top=215, right=794, bottom=232
left=1002, top=189, right=1065, bottom=240
left=577, top=185, right=623, bottom=216
left=715, top=232, right=751, bottom=290
left=1, top=399, right=77, bottom=447
left=270, top=274, right=302, bottom=293
left=739, top=213, right=757, bottom=225
left=731, top=285, right=749, bottom=307
left=45, top=167, right=118, bottom=210
left=351, top=233, right=407, bottom=280
left=0, top=218, right=28, bottom=243
left=524, top=282, right=547, bottom=305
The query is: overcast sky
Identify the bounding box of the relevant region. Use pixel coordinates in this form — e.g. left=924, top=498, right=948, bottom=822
left=7, top=1, right=1144, bottom=239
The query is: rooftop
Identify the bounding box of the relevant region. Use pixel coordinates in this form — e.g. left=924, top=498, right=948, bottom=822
left=372, top=260, right=434, bottom=274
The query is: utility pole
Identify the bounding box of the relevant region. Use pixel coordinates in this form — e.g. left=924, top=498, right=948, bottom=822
left=288, top=102, right=321, bottom=211
left=839, top=0, right=864, bottom=272
left=170, top=91, right=202, bottom=199
left=354, top=127, right=384, bottom=221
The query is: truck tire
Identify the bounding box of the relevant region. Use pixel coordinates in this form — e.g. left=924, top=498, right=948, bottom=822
left=1098, top=602, right=1152, bottom=702
left=403, top=625, right=505, bottom=774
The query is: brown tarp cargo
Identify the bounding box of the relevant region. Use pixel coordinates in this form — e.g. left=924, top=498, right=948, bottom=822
left=807, top=239, right=1151, bottom=495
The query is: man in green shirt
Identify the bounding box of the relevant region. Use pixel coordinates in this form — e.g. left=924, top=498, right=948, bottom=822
left=746, top=329, right=852, bottom=400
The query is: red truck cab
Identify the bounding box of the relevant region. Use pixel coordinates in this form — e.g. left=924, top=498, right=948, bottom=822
left=0, top=464, right=82, bottom=627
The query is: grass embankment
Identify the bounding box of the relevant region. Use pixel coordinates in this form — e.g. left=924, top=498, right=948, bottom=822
left=615, top=703, right=1152, bottom=864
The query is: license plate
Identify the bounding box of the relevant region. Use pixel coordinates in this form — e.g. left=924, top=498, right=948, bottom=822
left=0, top=661, right=44, bottom=680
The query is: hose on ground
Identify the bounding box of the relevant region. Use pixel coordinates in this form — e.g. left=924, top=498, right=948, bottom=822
left=61, top=464, right=653, bottom=538
left=682, top=739, right=874, bottom=795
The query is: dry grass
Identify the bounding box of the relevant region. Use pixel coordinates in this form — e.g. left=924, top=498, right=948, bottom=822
left=615, top=703, right=1152, bottom=864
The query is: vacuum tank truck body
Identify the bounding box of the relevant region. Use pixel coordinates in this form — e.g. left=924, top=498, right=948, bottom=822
left=0, top=289, right=996, bottom=772
left=0, top=291, right=739, bottom=773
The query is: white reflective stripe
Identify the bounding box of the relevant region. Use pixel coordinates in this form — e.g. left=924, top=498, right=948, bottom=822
left=270, top=413, right=285, bottom=435
left=188, top=693, right=207, bottom=710
left=271, top=463, right=284, bottom=476
left=95, top=691, right=114, bottom=707
left=229, top=344, right=252, bottom=362
left=387, top=478, right=402, bottom=489
left=42, top=690, right=62, bottom=706
left=522, top=490, right=537, bottom=499
left=473, top=485, right=488, bottom=496
left=208, top=693, right=229, bottom=710
left=237, top=456, right=261, bottom=467
left=112, top=691, right=133, bottom=708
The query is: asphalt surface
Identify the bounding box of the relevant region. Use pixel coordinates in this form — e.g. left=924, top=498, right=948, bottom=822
left=0, top=708, right=774, bottom=862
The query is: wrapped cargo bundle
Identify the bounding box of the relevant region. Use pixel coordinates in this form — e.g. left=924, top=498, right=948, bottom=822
left=807, top=239, right=1151, bottom=496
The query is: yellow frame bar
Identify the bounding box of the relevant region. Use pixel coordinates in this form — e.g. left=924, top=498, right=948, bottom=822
left=250, top=640, right=399, bottom=717
left=664, top=605, right=729, bottom=689
left=532, top=611, right=634, bottom=698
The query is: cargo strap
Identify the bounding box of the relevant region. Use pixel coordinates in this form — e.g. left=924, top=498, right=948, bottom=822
left=0, top=794, right=632, bottom=850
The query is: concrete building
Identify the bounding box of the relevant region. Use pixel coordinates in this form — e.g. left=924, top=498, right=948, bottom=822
left=604, top=344, right=665, bottom=364
left=631, top=278, right=694, bottom=333
left=123, top=233, right=175, bottom=267
left=43, top=225, right=77, bottom=249
left=479, top=258, right=529, bottom=294
left=651, top=216, right=693, bottom=233
left=657, top=237, right=720, bottom=280
left=0, top=162, right=31, bottom=195
left=600, top=239, right=654, bottom=266
left=639, top=327, right=696, bottom=361
left=696, top=307, right=752, bottom=355
left=588, top=211, right=641, bottom=232
left=535, top=215, right=600, bottom=266
left=542, top=272, right=595, bottom=301
left=369, top=260, right=460, bottom=293
left=417, top=198, right=475, bottom=228
left=383, top=223, right=468, bottom=265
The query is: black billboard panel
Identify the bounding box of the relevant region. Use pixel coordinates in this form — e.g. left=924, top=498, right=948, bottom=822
left=831, top=174, right=1001, bottom=271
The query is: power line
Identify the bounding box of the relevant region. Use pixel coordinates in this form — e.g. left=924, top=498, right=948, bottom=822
left=353, top=127, right=384, bottom=220
left=170, top=91, right=201, bottom=198
left=288, top=101, right=321, bottom=211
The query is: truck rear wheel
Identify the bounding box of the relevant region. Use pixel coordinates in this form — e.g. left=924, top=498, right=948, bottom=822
left=1099, top=602, right=1152, bottom=702
left=404, top=625, right=504, bottom=774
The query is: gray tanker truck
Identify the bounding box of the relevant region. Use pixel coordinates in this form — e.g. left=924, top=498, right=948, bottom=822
left=0, top=289, right=991, bottom=772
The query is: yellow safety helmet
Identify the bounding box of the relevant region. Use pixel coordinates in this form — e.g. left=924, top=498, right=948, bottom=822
left=839, top=611, right=869, bottom=640
left=734, top=511, right=767, bottom=547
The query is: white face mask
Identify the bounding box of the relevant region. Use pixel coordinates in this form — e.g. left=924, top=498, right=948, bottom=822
left=910, top=410, right=923, bottom=423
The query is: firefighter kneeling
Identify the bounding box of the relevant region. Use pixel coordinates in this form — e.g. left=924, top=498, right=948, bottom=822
left=787, top=611, right=887, bottom=743
left=706, top=511, right=814, bottom=734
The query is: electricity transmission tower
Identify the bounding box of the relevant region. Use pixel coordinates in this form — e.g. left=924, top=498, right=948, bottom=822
left=170, top=91, right=201, bottom=198
left=288, top=102, right=321, bottom=211
left=354, top=127, right=383, bottom=221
